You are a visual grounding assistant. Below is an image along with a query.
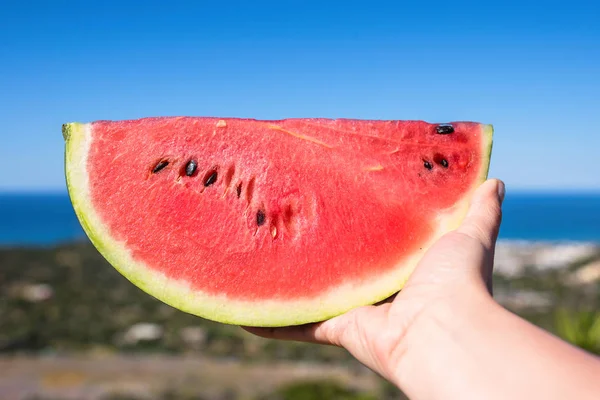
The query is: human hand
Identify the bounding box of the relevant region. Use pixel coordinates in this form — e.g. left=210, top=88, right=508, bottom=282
left=244, top=178, right=505, bottom=386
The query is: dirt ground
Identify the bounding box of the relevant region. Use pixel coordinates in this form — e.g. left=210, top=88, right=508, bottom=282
left=0, top=354, right=382, bottom=400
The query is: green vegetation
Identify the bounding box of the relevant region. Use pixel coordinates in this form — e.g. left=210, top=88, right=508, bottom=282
left=27, top=379, right=405, bottom=400
left=255, top=380, right=378, bottom=400
left=1, top=242, right=599, bottom=400
left=3, top=243, right=598, bottom=356
left=554, top=308, right=600, bottom=355
left=0, top=243, right=352, bottom=362
left=492, top=261, right=600, bottom=337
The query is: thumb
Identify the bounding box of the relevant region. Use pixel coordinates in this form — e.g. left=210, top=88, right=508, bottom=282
left=404, top=179, right=505, bottom=294
left=456, top=179, right=505, bottom=250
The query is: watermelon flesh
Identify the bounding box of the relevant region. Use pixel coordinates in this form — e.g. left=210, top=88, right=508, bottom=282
left=64, top=118, right=493, bottom=326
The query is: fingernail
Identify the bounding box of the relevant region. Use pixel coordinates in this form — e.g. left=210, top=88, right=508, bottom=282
left=497, top=180, right=506, bottom=205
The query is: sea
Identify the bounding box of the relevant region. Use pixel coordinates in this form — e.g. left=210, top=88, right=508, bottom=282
left=0, top=192, right=599, bottom=247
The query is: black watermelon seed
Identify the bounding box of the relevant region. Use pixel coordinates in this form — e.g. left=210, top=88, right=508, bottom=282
left=256, top=210, right=266, bottom=226
left=185, top=160, right=197, bottom=176
left=204, top=170, right=218, bottom=187
left=236, top=183, right=242, bottom=198
left=424, top=160, right=433, bottom=170
left=440, top=159, right=449, bottom=168
left=152, top=160, right=169, bottom=173
left=436, top=124, right=454, bottom=134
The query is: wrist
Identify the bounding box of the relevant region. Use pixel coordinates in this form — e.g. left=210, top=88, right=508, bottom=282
left=392, top=287, right=500, bottom=397
left=392, top=288, right=600, bottom=400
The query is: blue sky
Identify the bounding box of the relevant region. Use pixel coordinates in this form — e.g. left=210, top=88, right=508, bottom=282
left=1, top=0, right=599, bottom=191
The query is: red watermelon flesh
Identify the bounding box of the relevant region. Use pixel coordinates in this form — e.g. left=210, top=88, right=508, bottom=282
left=63, top=117, right=493, bottom=326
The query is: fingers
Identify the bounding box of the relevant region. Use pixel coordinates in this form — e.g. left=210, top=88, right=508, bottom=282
left=244, top=308, right=395, bottom=382
left=456, top=179, right=505, bottom=250
left=242, top=309, right=366, bottom=348
left=242, top=317, right=346, bottom=346
left=242, top=323, right=327, bottom=344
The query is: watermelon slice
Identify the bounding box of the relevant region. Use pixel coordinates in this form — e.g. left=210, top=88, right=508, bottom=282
left=63, top=117, right=493, bottom=327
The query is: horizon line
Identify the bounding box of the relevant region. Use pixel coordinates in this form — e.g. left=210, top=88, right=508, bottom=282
left=1, top=187, right=600, bottom=195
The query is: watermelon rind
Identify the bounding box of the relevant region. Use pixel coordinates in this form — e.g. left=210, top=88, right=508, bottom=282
left=64, top=121, right=493, bottom=327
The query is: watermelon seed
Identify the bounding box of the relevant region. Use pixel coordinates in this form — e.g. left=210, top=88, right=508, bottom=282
left=433, top=153, right=449, bottom=168
left=236, top=182, right=243, bottom=198
left=436, top=124, right=454, bottom=134
left=152, top=160, right=169, bottom=173
left=204, top=170, right=218, bottom=187
left=256, top=210, right=266, bottom=226
left=423, top=160, right=433, bottom=170
left=433, top=153, right=448, bottom=168
left=185, top=160, right=198, bottom=177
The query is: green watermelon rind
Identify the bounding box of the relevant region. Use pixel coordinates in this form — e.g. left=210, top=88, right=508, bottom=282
left=64, top=121, right=493, bottom=327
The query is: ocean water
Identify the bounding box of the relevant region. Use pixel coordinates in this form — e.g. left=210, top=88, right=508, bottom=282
left=0, top=192, right=599, bottom=246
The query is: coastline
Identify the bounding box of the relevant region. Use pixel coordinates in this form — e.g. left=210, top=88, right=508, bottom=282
left=494, top=240, right=599, bottom=276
